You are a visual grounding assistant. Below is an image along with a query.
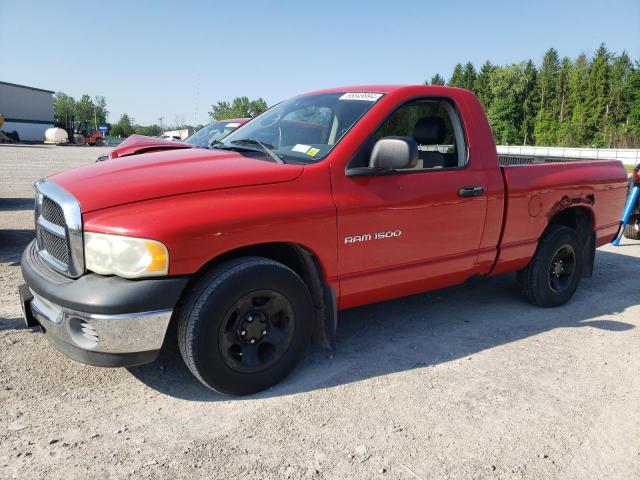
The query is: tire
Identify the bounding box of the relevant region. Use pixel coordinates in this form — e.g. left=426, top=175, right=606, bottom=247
left=623, top=214, right=640, bottom=240
left=94, top=137, right=104, bottom=147
left=517, top=225, right=583, bottom=308
left=177, top=257, right=314, bottom=395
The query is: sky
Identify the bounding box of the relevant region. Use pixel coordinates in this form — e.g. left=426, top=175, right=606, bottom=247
left=1, top=0, right=638, bottom=126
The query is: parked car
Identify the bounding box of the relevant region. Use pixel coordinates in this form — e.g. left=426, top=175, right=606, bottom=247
left=183, top=118, right=250, bottom=148
left=96, top=119, right=250, bottom=161
left=20, top=85, right=627, bottom=395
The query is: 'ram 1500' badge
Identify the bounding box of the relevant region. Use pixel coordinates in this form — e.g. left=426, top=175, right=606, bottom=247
left=344, top=230, right=402, bottom=244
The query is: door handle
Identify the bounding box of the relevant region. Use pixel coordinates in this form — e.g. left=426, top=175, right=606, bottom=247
left=458, top=186, right=485, bottom=198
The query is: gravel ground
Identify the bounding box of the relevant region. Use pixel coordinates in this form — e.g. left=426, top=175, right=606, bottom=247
left=1, top=144, right=639, bottom=480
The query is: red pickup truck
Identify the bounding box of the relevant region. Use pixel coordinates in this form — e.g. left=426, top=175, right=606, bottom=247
left=19, top=85, right=627, bottom=395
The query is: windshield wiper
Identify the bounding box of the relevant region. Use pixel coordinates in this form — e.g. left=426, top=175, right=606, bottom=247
left=230, top=139, right=284, bottom=164
left=209, top=139, right=230, bottom=149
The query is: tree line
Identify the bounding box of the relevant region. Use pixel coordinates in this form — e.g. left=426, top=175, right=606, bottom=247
left=55, top=96, right=270, bottom=138
left=428, top=44, right=640, bottom=148
left=53, top=94, right=201, bottom=137
left=208, top=96, right=268, bottom=120
left=53, top=89, right=272, bottom=137
left=53, top=93, right=109, bottom=129
left=92, top=96, right=270, bottom=138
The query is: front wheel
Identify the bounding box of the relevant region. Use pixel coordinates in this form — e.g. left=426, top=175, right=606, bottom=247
left=517, top=225, right=583, bottom=308
left=94, top=137, right=104, bottom=147
left=177, top=257, right=314, bottom=395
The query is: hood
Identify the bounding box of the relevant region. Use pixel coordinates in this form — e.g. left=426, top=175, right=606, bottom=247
left=51, top=148, right=304, bottom=213
left=111, top=134, right=193, bottom=158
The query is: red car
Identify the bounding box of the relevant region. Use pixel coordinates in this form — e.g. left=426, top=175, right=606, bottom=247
left=98, top=118, right=250, bottom=161
left=20, top=85, right=627, bottom=395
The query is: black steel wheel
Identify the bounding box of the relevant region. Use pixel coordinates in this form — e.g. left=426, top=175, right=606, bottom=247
left=177, top=257, right=313, bottom=395
left=517, top=225, right=583, bottom=307
left=547, top=245, right=577, bottom=293
left=218, top=289, right=296, bottom=373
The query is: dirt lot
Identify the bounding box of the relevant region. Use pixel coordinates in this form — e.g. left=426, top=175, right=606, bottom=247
left=1, top=144, right=639, bottom=480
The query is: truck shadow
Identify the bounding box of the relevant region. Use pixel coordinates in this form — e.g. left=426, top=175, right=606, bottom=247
left=128, top=248, right=638, bottom=401
left=0, top=229, right=34, bottom=265
left=0, top=198, right=34, bottom=211
left=0, top=318, right=26, bottom=331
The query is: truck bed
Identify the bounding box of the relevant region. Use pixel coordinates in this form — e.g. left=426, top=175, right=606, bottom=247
left=491, top=158, right=628, bottom=275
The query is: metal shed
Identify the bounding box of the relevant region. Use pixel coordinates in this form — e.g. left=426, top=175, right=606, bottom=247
left=0, top=81, right=54, bottom=142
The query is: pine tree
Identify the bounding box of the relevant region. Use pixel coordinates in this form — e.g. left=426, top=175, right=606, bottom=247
left=534, top=48, right=561, bottom=145
left=462, top=62, right=477, bottom=91
left=557, top=58, right=572, bottom=127
left=448, top=64, right=465, bottom=88
left=585, top=44, right=611, bottom=146
left=474, top=61, right=496, bottom=110
left=564, top=54, right=590, bottom=146
left=429, top=74, right=446, bottom=86
left=605, top=51, right=632, bottom=146
left=623, top=61, right=640, bottom=145
left=520, top=60, right=539, bottom=145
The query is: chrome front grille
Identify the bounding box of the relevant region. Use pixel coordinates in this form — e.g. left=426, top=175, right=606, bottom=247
left=37, top=226, right=69, bottom=265
left=41, top=196, right=65, bottom=226
left=34, top=179, right=84, bottom=278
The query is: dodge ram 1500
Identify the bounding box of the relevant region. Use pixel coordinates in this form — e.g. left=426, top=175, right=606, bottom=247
left=19, top=85, right=628, bottom=395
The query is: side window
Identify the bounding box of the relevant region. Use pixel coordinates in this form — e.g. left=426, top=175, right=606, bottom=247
left=374, top=99, right=467, bottom=170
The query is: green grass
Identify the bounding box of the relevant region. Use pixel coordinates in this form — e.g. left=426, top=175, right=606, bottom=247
left=625, top=164, right=636, bottom=174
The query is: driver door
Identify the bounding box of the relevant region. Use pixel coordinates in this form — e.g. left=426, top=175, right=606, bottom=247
left=332, top=98, right=489, bottom=308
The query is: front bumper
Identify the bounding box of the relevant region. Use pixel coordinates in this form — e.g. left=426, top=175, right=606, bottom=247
left=21, top=240, right=188, bottom=367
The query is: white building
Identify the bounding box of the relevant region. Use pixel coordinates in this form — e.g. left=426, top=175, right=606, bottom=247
left=0, top=81, right=54, bottom=141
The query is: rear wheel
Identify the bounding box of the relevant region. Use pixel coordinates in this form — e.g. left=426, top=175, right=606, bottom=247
left=517, top=225, right=583, bottom=307
left=177, top=257, right=313, bottom=395
left=623, top=214, right=640, bottom=240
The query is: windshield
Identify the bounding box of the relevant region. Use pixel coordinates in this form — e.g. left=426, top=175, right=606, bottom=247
left=218, top=92, right=383, bottom=163
left=184, top=120, right=244, bottom=147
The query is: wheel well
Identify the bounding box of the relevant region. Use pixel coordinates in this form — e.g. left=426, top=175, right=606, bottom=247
left=197, top=243, right=324, bottom=289
left=546, top=206, right=595, bottom=277
left=548, top=206, right=593, bottom=234
left=177, top=243, right=337, bottom=350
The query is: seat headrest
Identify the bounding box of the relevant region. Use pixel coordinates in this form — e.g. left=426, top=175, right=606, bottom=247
left=413, top=116, right=445, bottom=144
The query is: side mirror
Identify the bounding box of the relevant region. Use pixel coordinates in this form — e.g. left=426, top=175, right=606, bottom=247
left=370, top=136, right=418, bottom=170
left=345, top=136, right=419, bottom=177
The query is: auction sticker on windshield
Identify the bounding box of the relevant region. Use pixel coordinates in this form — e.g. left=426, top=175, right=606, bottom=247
left=339, top=92, right=383, bottom=101
left=292, top=144, right=311, bottom=153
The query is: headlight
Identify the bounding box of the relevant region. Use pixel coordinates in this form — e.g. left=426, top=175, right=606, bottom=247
left=84, top=232, right=169, bottom=278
